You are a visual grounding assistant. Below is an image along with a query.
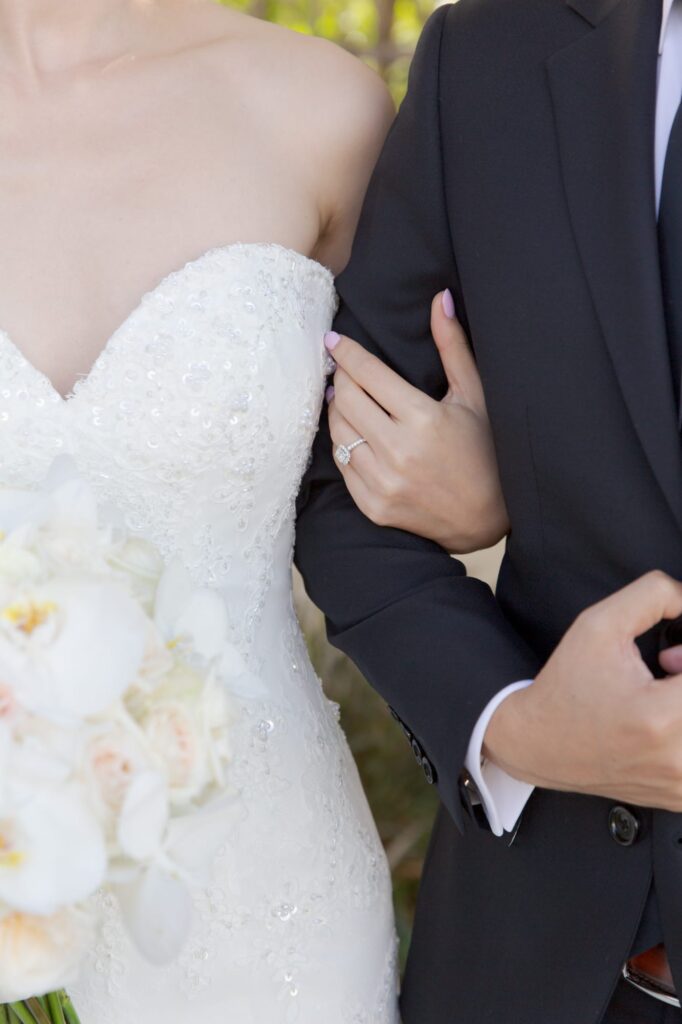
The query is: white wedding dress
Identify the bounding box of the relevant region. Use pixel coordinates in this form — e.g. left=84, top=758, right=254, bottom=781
left=0, top=243, right=399, bottom=1023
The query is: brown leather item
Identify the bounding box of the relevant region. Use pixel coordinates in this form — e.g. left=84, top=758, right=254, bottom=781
left=625, top=944, right=678, bottom=1004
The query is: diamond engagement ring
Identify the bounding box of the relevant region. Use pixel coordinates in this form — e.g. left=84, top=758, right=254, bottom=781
left=335, top=438, right=367, bottom=466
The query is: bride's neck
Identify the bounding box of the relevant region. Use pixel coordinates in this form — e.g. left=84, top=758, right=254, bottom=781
left=0, top=0, right=157, bottom=81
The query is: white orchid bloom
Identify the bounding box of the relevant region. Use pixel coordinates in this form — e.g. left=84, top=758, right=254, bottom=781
left=0, top=781, right=106, bottom=916
left=0, top=464, right=116, bottom=582
left=40, top=477, right=100, bottom=542
left=29, top=481, right=114, bottom=577
left=114, top=771, right=198, bottom=962
left=154, top=558, right=231, bottom=662
left=116, top=769, right=169, bottom=862
left=154, top=557, right=268, bottom=698
left=0, top=489, right=47, bottom=540
left=114, top=864, right=193, bottom=965
left=0, top=460, right=96, bottom=541
left=117, top=793, right=238, bottom=966
left=4, top=729, right=75, bottom=798
left=0, top=578, right=148, bottom=720
left=41, top=453, right=82, bottom=492
left=164, top=792, right=237, bottom=885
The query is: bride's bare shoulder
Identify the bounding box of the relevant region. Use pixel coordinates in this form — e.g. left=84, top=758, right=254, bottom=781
left=169, top=2, right=394, bottom=266
left=183, top=2, right=394, bottom=143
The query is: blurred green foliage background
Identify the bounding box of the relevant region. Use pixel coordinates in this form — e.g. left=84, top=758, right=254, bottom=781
left=224, top=0, right=439, bottom=100
left=219, top=0, right=498, bottom=966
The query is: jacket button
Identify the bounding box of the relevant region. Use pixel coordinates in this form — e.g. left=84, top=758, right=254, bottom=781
left=422, top=757, right=435, bottom=785
left=411, top=738, right=423, bottom=765
left=608, top=806, right=640, bottom=847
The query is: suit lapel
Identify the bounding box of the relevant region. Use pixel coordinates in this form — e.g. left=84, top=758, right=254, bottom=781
left=548, top=0, right=682, bottom=532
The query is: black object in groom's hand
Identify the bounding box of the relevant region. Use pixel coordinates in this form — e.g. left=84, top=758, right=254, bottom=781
left=661, top=615, right=682, bottom=652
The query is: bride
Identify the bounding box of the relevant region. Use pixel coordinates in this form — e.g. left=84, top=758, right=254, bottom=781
left=0, top=0, right=507, bottom=1020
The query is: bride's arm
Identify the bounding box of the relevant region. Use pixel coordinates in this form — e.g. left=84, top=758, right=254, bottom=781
left=325, top=292, right=509, bottom=553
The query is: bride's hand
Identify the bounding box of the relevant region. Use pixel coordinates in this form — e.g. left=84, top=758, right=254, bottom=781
left=325, top=292, right=509, bottom=554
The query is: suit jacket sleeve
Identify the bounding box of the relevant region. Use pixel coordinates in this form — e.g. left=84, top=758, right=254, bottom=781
left=295, top=5, right=541, bottom=829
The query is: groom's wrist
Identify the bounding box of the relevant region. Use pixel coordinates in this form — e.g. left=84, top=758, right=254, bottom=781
left=482, top=682, right=542, bottom=784
left=464, top=680, right=535, bottom=835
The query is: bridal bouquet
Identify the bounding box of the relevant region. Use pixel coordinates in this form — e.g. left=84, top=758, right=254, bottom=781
left=0, top=459, right=242, bottom=1023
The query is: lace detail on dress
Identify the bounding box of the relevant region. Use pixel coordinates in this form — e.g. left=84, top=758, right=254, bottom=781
left=346, top=935, right=401, bottom=1024
left=0, top=244, right=399, bottom=1024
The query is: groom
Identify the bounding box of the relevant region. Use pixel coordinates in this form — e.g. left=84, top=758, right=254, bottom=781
left=296, top=0, right=682, bottom=1021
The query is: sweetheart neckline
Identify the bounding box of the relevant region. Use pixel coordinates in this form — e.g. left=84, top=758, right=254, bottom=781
left=0, top=242, right=335, bottom=406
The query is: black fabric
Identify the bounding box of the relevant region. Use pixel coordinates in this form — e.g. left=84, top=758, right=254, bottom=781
left=603, top=980, right=682, bottom=1024
left=294, top=0, right=682, bottom=1021
left=659, top=97, right=682, bottom=412
left=633, top=886, right=664, bottom=957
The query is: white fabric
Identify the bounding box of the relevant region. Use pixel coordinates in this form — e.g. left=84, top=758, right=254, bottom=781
left=464, top=681, right=534, bottom=837
left=657, top=0, right=682, bottom=209
left=0, top=243, right=399, bottom=1023
left=465, top=0, right=682, bottom=837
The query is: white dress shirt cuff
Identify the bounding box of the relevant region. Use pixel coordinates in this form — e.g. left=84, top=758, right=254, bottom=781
left=464, top=680, right=535, bottom=837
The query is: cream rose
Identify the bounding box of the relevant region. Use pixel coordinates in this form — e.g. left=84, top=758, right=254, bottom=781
left=138, top=665, right=232, bottom=802
left=87, top=727, right=150, bottom=823
left=0, top=906, right=94, bottom=1001
left=143, top=698, right=207, bottom=801
left=0, top=682, right=17, bottom=722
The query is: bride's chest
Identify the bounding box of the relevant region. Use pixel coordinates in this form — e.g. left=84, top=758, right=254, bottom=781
left=0, top=246, right=335, bottom=540
left=0, top=85, right=322, bottom=401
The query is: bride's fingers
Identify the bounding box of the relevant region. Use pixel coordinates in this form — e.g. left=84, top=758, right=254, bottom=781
left=325, top=332, right=428, bottom=421
left=328, top=398, right=376, bottom=476
left=334, top=368, right=395, bottom=451
left=430, top=291, right=486, bottom=413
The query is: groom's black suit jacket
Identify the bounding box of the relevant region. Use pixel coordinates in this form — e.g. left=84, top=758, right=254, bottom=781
left=295, top=1, right=682, bottom=1021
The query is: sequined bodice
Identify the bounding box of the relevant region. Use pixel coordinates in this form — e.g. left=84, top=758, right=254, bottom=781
left=0, top=243, right=335, bottom=657
left=0, top=242, right=399, bottom=1024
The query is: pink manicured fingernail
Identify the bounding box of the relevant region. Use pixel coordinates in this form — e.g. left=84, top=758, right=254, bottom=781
left=442, top=289, right=456, bottom=319
left=327, top=359, right=337, bottom=373
left=325, top=385, right=335, bottom=403
left=324, top=331, right=341, bottom=351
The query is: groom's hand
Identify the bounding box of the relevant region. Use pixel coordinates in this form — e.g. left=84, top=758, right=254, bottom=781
left=483, top=571, right=682, bottom=811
